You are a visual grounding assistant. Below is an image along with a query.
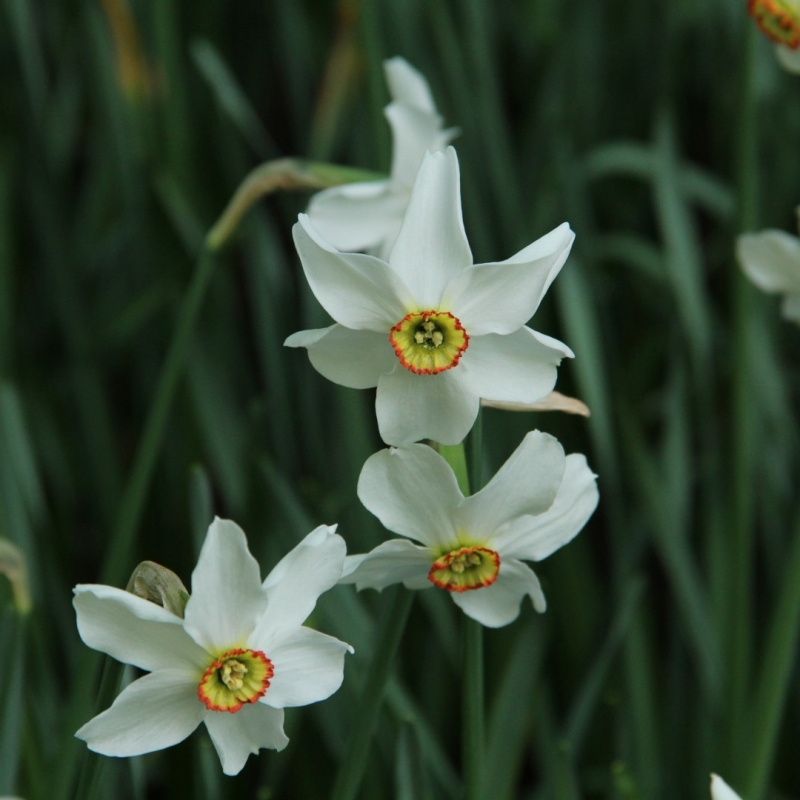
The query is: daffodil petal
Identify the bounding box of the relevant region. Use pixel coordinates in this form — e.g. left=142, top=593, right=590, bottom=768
left=306, top=180, right=406, bottom=252
left=339, top=539, right=435, bottom=591
left=443, top=222, right=575, bottom=336
left=76, top=669, right=204, bottom=757
left=204, top=702, right=288, bottom=776
left=737, top=230, right=800, bottom=294
left=259, top=627, right=352, bottom=708
left=491, top=454, right=598, bottom=561
left=454, top=431, right=566, bottom=539
left=384, top=57, right=437, bottom=112
left=293, top=215, right=414, bottom=332
left=251, top=525, right=346, bottom=642
left=74, top=585, right=209, bottom=672
left=386, top=102, right=445, bottom=187
left=451, top=559, right=545, bottom=627
left=388, top=148, right=472, bottom=308
left=183, top=518, right=268, bottom=653
left=285, top=324, right=396, bottom=388
left=457, top=327, right=572, bottom=405
left=710, top=774, right=742, bottom=800
left=357, top=445, right=462, bottom=546
left=777, top=43, right=800, bottom=73
left=376, top=366, right=479, bottom=446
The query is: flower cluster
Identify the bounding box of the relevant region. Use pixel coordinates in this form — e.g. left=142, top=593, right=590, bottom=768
left=74, top=57, right=599, bottom=781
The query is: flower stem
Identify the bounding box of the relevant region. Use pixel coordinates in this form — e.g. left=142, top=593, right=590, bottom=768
left=330, top=586, right=414, bottom=800
left=463, top=410, right=486, bottom=800
left=729, top=20, right=759, bottom=765
left=463, top=615, right=485, bottom=800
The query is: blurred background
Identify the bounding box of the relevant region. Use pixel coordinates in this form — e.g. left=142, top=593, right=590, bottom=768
left=1, top=0, right=799, bottom=798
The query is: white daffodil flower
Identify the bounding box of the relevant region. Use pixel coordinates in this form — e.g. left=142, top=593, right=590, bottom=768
left=749, top=0, right=800, bottom=73
left=340, top=431, right=598, bottom=627
left=711, top=774, right=743, bottom=800
left=737, top=218, right=800, bottom=324
left=74, top=519, right=352, bottom=776
left=286, top=147, right=575, bottom=447
left=307, top=57, right=456, bottom=260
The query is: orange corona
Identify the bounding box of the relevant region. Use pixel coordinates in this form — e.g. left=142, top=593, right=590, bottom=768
left=428, top=546, right=500, bottom=592
left=198, top=648, right=274, bottom=713
left=749, top=0, right=800, bottom=48
left=389, top=310, right=469, bottom=375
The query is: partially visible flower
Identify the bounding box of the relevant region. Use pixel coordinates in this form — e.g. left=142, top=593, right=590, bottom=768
left=74, top=519, right=352, bottom=775
left=749, top=0, right=800, bottom=73
left=307, top=56, right=456, bottom=259
left=287, top=148, right=575, bottom=447
left=340, top=431, right=598, bottom=627
left=737, top=216, right=800, bottom=324
left=711, top=774, right=742, bottom=800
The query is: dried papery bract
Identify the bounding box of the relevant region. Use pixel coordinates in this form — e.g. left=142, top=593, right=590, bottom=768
left=0, top=538, right=31, bottom=615
left=126, top=561, right=189, bottom=619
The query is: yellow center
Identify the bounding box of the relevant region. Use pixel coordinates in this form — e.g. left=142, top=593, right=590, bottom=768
left=389, top=310, right=469, bottom=375
left=198, top=648, right=274, bottom=713
left=749, top=0, right=800, bottom=48
left=428, top=546, right=500, bottom=592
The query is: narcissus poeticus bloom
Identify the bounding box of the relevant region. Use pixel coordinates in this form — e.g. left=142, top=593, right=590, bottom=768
left=307, top=57, right=456, bottom=259
left=749, top=0, right=800, bottom=73
left=74, top=519, right=352, bottom=775
left=737, top=218, right=800, bottom=324
left=340, top=431, right=598, bottom=627
left=711, top=774, right=742, bottom=800
left=287, top=147, right=575, bottom=446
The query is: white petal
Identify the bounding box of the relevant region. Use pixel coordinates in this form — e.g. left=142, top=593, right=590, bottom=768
left=260, top=627, right=352, bottom=708
left=357, top=445, right=463, bottom=546
left=384, top=57, right=437, bottom=112
left=204, top=703, right=288, bottom=776
left=385, top=102, right=445, bottom=187
left=375, top=366, right=480, bottom=446
left=777, top=44, right=800, bottom=73
left=294, top=216, right=414, bottom=332
left=782, top=293, right=800, bottom=323
left=284, top=324, right=395, bottom=389
left=388, top=148, right=473, bottom=308
left=492, top=454, right=598, bottom=561
left=736, top=231, right=800, bottom=294
left=76, top=669, right=204, bottom=757
left=451, top=559, right=545, bottom=627
left=458, top=327, right=573, bottom=405
left=444, top=223, right=575, bottom=336
left=250, top=525, right=346, bottom=643
left=74, top=585, right=208, bottom=673
left=306, top=181, right=406, bottom=253
left=710, top=774, right=742, bottom=800
left=339, top=539, right=435, bottom=591
left=183, top=518, right=267, bottom=653
left=454, top=430, right=566, bottom=540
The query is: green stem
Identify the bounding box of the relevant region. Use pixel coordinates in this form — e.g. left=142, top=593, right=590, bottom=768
left=330, top=587, right=414, bottom=800
left=100, top=249, right=216, bottom=586
left=743, top=517, right=800, bottom=799
left=463, top=616, right=485, bottom=800
left=467, top=409, right=484, bottom=492
left=729, top=22, right=759, bottom=764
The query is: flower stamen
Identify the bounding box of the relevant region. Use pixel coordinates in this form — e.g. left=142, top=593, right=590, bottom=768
left=389, top=310, right=469, bottom=375
left=198, top=648, right=274, bottom=713
left=749, top=0, right=800, bottom=48
left=428, top=546, right=500, bottom=592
